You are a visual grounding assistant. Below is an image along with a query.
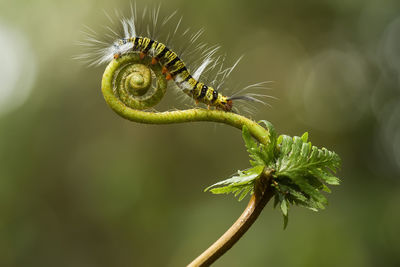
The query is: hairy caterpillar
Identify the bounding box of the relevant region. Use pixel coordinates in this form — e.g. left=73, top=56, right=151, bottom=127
left=78, top=5, right=272, bottom=113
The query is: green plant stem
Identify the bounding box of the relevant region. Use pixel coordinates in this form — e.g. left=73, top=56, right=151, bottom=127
left=187, top=170, right=274, bottom=267
left=101, top=60, right=270, bottom=145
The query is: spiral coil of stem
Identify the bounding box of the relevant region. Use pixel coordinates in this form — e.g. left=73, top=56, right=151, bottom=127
left=110, top=54, right=167, bottom=110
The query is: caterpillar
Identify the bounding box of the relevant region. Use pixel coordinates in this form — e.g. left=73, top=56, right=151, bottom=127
left=78, top=5, right=272, bottom=113
left=111, top=36, right=236, bottom=111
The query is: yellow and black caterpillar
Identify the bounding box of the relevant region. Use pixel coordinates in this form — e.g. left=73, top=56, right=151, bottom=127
left=78, top=8, right=271, bottom=113
left=113, top=36, right=233, bottom=111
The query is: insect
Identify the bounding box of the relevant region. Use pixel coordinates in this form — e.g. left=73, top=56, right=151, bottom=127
left=77, top=5, right=273, bottom=113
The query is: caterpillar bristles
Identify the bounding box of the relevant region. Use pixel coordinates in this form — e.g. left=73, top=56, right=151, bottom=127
left=76, top=4, right=274, bottom=113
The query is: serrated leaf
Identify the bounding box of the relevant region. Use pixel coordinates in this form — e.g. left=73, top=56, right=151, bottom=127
left=282, top=185, right=321, bottom=211
left=272, top=132, right=341, bottom=225
left=275, top=134, right=341, bottom=188
left=238, top=186, right=253, bottom=201
left=277, top=135, right=283, bottom=145
left=258, top=120, right=277, bottom=144
left=242, top=126, right=267, bottom=166
left=206, top=124, right=341, bottom=230
left=322, top=184, right=331, bottom=193
left=324, top=176, right=340, bottom=185
left=301, top=132, right=308, bottom=143
left=283, top=213, right=288, bottom=229
left=280, top=198, right=288, bottom=216
left=205, top=165, right=264, bottom=201
left=242, top=125, right=277, bottom=168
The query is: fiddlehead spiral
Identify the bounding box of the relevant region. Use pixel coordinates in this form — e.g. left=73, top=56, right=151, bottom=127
left=106, top=53, right=167, bottom=110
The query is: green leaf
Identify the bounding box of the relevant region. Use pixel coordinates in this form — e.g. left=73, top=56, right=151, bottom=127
left=280, top=198, right=288, bottom=216
left=283, top=213, right=288, bottom=229
left=275, top=134, right=341, bottom=188
left=242, top=125, right=277, bottom=168
left=206, top=123, right=341, bottom=230
left=205, top=165, right=265, bottom=201
left=272, top=132, right=341, bottom=225
left=324, top=176, right=340, bottom=185
left=242, top=126, right=267, bottom=166
left=301, top=132, right=308, bottom=143
left=258, top=120, right=277, bottom=144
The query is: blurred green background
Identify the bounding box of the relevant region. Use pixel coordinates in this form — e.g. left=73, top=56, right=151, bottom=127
left=1, top=0, right=400, bottom=266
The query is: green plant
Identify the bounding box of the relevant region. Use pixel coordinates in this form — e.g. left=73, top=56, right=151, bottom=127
left=206, top=124, right=341, bottom=229
left=101, top=53, right=341, bottom=266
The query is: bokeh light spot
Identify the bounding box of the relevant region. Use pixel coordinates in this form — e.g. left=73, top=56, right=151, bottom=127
left=0, top=22, right=36, bottom=116
left=289, top=49, right=370, bottom=133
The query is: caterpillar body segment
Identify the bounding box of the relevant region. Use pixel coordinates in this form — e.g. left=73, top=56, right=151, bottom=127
left=114, top=36, right=233, bottom=111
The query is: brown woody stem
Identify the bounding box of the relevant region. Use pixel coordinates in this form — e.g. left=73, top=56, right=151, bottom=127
left=187, top=170, right=274, bottom=267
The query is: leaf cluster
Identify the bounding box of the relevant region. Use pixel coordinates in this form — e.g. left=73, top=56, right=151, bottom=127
left=205, top=120, right=341, bottom=228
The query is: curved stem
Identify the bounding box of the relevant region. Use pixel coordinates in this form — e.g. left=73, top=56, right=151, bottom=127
left=187, top=171, right=274, bottom=267
left=101, top=60, right=270, bottom=145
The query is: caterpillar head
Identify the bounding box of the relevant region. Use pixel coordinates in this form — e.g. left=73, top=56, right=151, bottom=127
left=111, top=39, right=133, bottom=60
left=224, top=99, right=233, bottom=111
left=216, top=97, right=233, bottom=112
